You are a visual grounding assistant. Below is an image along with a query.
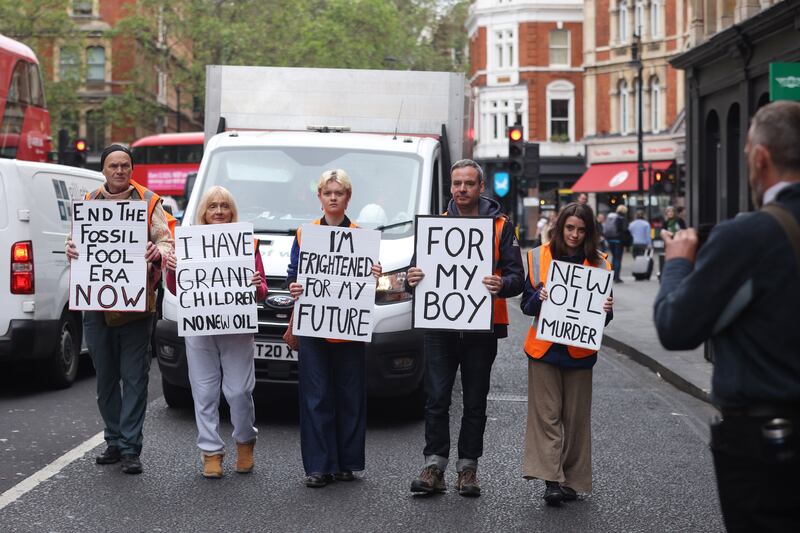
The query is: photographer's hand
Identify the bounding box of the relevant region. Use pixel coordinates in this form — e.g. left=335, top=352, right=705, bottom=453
left=662, top=228, right=699, bottom=264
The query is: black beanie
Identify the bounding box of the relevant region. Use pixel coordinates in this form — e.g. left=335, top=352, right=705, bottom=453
left=100, top=144, right=134, bottom=170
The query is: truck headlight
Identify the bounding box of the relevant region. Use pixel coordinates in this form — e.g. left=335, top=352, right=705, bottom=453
left=376, top=268, right=412, bottom=304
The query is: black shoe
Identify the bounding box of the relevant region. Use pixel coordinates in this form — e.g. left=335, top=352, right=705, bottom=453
left=120, top=454, right=143, bottom=475
left=410, top=465, right=446, bottom=494
left=305, top=473, right=333, bottom=488
left=615, top=278, right=624, bottom=283
left=561, top=486, right=578, bottom=501
left=95, top=445, right=121, bottom=465
left=334, top=470, right=355, bottom=482
left=543, top=481, right=564, bottom=506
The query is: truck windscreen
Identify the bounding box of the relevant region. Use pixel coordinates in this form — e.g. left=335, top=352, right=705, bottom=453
left=203, top=147, right=422, bottom=238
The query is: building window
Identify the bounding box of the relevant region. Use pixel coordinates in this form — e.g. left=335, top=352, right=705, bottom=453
left=549, top=30, right=570, bottom=66
left=72, top=1, right=93, bottom=16
left=619, top=79, right=630, bottom=134
left=483, top=98, right=523, bottom=143
left=59, top=47, right=80, bottom=82
left=546, top=80, right=575, bottom=143
left=86, top=109, right=105, bottom=153
left=634, top=1, right=644, bottom=36
left=650, top=76, right=661, bottom=133
left=651, top=0, right=662, bottom=37
left=86, top=46, right=105, bottom=83
left=492, top=28, right=516, bottom=69
left=619, top=1, right=629, bottom=43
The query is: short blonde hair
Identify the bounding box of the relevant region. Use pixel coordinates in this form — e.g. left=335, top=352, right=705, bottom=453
left=317, top=169, right=352, bottom=194
left=616, top=205, right=628, bottom=215
left=195, top=185, right=239, bottom=225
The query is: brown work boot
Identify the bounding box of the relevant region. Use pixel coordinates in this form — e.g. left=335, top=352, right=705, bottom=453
left=235, top=441, right=255, bottom=474
left=456, top=467, right=481, bottom=497
left=410, top=465, right=446, bottom=494
left=202, top=453, right=224, bottom=479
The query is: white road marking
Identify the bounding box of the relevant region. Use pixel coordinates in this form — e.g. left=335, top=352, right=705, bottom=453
left=0, top=431, right=105, bottom=511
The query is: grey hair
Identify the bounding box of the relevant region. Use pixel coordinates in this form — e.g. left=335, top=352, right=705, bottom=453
left=750, top=101, right=800, bottom=174
left=451, top=159, right=485, bottom=182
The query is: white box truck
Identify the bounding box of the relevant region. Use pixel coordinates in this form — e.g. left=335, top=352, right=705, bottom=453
left=155, top=65, right=468, bottom=406
left=0, top=159, right=105, bottom=387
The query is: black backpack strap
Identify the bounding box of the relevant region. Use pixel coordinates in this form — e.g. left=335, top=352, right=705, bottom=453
left=762, top=203, right=800, bottom=277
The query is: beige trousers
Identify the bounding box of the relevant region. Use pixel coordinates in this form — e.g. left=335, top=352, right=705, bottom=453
left=523, top=358, right=593, bottom=493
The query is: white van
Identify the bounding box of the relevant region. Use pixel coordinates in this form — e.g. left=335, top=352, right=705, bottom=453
left=0, top=159, right=105, bottom=387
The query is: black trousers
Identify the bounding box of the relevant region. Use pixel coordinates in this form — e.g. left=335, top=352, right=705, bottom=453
left=422, top=331, right=497, bottom=463
left=711, top=416, right=800, bottom=532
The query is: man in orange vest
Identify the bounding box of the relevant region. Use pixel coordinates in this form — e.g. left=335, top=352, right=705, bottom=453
left=407, top=159, right=524, bottom=497
left=66, top=144, right=174, bottom=475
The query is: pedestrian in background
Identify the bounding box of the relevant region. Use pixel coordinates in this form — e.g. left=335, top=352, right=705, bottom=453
left=66, top=145, right=174, bottom=475
left=287, top=169, right=382, bottom=488
left=628, top=210, right=652, bottom=258
left=663, top=205, right=685, bottom=234
left=602, top=204, right=629, bottom=282
left=654, top=101, right=800, bottom=531
left=576, top=192, right=588, bottom=205
left=596, top=212, right=608, bottom=253
left=164, top=186, right=267, bottom=479
left=520, top=202, right=613, bottom=505
left=406, top=159, right=524, bottom=497
left=541, top=211, right=558, bottom=246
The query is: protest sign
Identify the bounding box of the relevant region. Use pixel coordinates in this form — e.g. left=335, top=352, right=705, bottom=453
left=175, top=222, right=259, bottom=337
left=412, top=215, right=494, bottom=331
left=70, top=200, right=148, bottom=311
left=535, top=259, right=613, bottom=351
left=292, top=224, right=380, bottom=342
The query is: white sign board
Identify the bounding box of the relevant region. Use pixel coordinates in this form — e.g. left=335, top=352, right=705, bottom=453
left=292, top=224, right=380, bottom=342
left=413, top=216, right=494, bottom=331
left=175, top=222, right=259, bottom=337
left=536, top=260, right=613, bottom=351
left=69, top=200, right=148, bottom=312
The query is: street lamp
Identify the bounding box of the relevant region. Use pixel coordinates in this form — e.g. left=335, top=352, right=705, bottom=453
left=630, top=32, right=644, bottom=214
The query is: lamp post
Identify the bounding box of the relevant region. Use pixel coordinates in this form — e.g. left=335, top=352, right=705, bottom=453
left=631, top=32, right=644, bottom=213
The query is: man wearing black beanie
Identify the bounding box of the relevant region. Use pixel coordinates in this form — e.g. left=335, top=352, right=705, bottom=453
left=66, top=143, right=174, bottom=474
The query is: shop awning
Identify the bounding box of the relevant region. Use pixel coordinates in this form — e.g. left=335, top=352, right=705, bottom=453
left=571, top=161, right=673, bottom=192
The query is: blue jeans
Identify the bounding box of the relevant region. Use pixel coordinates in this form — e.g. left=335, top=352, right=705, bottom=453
left=608, top=240, right=624, bottom=280
left=423, top=331, right=497, bottom=471
left=83, top=311, right=153, bottom=456
left=297, top=337, right=366, bottom=475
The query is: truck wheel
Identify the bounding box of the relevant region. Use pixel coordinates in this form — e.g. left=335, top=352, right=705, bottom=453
left=162, top=376, right=193, bottom=409
left=47, top=312, right=80, bottom=389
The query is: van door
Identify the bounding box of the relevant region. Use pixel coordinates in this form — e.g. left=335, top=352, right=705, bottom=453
left=24, top=166, right=103, bottom=321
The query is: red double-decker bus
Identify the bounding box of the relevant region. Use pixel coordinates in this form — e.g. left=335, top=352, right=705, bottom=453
left=130, top=131, right=204, bottom=196
left=0, top=33, right=51, bottom=162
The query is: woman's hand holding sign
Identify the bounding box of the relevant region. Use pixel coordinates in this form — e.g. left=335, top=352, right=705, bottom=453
left=372, top=262, right=383, bottom=280
left=406, top=266, right=424, bottom=288
left=603, top=295, right=614, bottom=313
left=289, top=282, right=304, bottom=300
left=144, top=241, right=161, bottom=264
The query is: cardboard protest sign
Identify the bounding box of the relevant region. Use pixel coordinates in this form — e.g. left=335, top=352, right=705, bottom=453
left=175, top=222, right=259, bottom=337
left=535, top=259, right=613, bottom=351
left=70, top=200, right=148, bottom=311
left=292, top=224, right=380, bottom=342
left=413, top=215, right=494, bottom=331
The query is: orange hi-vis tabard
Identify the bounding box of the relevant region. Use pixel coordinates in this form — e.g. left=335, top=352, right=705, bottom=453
left=523, top=245, right=611, bottom=360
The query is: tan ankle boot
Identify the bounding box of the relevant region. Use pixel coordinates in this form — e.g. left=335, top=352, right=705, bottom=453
left=202, top=453, right=223, bottom=478
left=235, top=441, right=255, bottom=473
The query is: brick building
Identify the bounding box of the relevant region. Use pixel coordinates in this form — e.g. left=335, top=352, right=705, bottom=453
left=467, top=0, right=586, bottom=239
left=45, top=0, right=201, bottom=167
left=573, top=0, right=690, bottom=216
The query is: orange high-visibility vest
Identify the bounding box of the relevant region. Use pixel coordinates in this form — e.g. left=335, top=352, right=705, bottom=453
left=442, top=212, right=510, bottom=326
left=296, top=218, right=360, bottom=344
left=523, top=245, right=611, bottom=360
left=87, top=179, right=177, bottom=237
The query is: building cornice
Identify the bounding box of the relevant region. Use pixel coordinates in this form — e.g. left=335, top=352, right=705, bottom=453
left=470, top=66, right=583, bottom=84
left=466, top=1, right=583, bottom=36
left=671, top=0, right=800, bottom=69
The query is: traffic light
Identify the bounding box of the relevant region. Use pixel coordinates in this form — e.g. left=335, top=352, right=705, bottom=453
left=507, top=125, right=524, bottom=184
left=522, top=142, right=540, bottom=188
left=73, top=139, right=88, bottom=167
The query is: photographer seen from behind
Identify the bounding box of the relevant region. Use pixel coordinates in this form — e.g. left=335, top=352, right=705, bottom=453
left=654, top=101, right=800, bottom=531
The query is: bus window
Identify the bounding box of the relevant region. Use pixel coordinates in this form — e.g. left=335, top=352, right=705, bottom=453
left=28, top=62, right=44, bottom=108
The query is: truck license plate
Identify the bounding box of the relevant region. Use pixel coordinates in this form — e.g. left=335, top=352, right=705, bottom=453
left=254, top=341, right=297, bottom=361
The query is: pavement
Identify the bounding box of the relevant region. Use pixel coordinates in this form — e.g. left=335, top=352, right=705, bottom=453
left=601, top=252, right=714, bottom=404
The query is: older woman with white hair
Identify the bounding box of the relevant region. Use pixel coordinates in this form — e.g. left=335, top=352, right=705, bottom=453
left=165, top=186, right=267, bottom=478
left=287, top=169, right=382, bottom=488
